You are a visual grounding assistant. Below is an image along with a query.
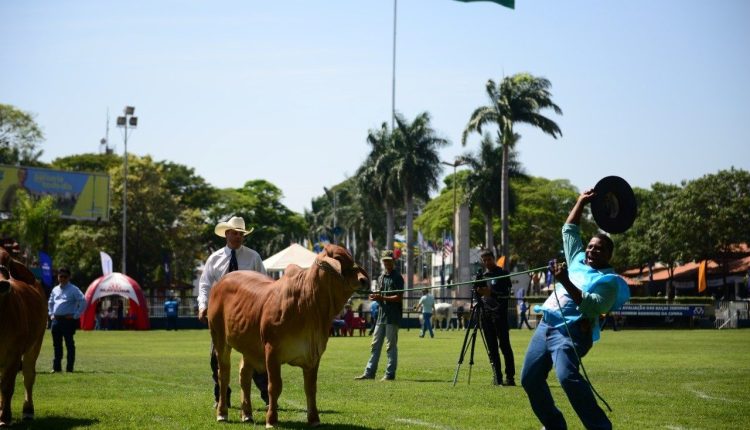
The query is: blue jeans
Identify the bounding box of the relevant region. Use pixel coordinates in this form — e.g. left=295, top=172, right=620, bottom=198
left=364, top=323, right=399, bottom=378
left=520, top=320, right=611, bottom=430
left=420, top=313, right=434, bottom=337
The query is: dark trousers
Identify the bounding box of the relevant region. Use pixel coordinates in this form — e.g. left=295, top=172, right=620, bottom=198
left=51, top=318, right=78, bottom=372
left=519, top=313, right=533, bottom=329
left=482, top=312, right=515, bottom=383
left=210, top=344, right=269, bottom=405
left=166, top=315, right=178, bottom=330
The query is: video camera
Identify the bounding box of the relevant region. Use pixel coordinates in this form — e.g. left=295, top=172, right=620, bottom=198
left=472, top=268, right=487, bottom=300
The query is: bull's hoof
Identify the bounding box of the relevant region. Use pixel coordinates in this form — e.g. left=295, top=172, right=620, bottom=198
left=241, top=413, right=253, bottom=423
left=217, top=414, right=228, bottom=422
left=0, top=421, right=8, bottom=428
left=265, top=423, right=275, bottom=429
left=23, top=412, right=35, bottom=420
left=309, top=421, right=321, bottom=427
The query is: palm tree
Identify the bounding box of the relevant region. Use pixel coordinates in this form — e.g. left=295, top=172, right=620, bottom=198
left=462, top=73, right=562, bottom=268
left=357, top=122, right=401, bottom=253
left=461, top=132, right=525, bottom=253
left=392, top=112, right=449, bottom=291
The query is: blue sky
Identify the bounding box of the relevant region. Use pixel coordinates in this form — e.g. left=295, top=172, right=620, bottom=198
left=2, top=0, right=749, bottom=214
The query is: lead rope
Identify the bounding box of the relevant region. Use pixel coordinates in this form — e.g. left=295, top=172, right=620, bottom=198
left=359, top=265, right=550, bottom=296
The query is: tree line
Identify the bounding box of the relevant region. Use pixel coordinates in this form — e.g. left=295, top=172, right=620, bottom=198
left=3, top=73, right=748, bottom=294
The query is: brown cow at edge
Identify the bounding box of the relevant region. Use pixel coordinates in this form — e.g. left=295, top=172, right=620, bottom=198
left=208, top=244, right=369, bottom=427
left=0, top=249, right=47, bottom=427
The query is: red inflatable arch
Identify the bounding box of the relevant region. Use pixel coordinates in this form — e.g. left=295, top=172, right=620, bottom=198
left=81, top=273, right=150, bottom=330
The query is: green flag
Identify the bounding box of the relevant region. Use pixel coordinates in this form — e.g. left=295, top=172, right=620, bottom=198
left=454, top=0, right=515, bottom=9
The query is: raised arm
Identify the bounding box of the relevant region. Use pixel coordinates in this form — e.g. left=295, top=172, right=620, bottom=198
left=566, top=189, right=596, bottom=225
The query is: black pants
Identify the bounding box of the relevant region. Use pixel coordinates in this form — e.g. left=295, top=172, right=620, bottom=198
left=166, top=315, right=178, bottom=330
left=51, top=318, right=78, bottom=372
left=210, top=344, right=269, bottom=405
left=481, top=311, right=515, bottom=383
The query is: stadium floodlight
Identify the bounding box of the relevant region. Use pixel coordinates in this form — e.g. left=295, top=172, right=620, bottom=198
left=117, top=106, right=138, bottom=275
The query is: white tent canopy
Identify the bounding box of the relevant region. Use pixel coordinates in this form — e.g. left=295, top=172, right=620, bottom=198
left=263, top=243, right=318, bottom=274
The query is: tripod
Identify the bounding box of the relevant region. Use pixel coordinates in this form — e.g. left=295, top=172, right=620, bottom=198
left=452, top=294, right=492, bottom=386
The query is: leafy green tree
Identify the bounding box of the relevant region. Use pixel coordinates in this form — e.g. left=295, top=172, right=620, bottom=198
left=0, top=104, right=45, bottom=165
left=2, top=191, right=62, bottom=262
left=55, top=224, right=111, bottom=288
left=509, top=177, right=582, bottom=269
left=614, top=184, right=684, bottom=296
left=157, top=161, right=218, bottom=210
left=51, top=152, right=121, bottom=173
left=392, top=112, right=449, bottom=290
left=208, top=180, right=307, bottom=258
left=462, top=73, right=562, bottom=268
left=107, top=155, right=186, bottom=285
left=676, top=168, right=750, bottom=297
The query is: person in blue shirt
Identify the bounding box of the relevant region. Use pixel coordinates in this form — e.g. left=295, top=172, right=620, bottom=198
left=415, top=288, right=435, bottom=338
left=48, top=267, right=87, bottom=373
left=164, top=295, right=179, bottom=330
left=521, top=189, right=629, bottom=430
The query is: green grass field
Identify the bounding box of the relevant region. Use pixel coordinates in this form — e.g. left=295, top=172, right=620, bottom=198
left=8, top=327, right=750, bottom=429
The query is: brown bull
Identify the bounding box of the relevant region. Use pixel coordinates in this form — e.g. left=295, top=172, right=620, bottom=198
left=0, top=251, right=47, bottom=427
left=208, top=244, right=369, bottom=427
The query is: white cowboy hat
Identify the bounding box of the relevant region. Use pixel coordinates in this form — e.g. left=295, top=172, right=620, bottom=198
left=214, top=216, right=254, bottom=237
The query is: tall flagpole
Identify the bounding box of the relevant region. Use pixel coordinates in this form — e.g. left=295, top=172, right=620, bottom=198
left=391, top=0, right=397, bottom=130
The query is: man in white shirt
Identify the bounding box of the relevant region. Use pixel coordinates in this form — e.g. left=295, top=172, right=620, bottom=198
left=198, top=216, right=268, bottom=408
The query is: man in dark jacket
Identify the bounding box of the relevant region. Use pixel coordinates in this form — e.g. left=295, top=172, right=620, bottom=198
left=474, top=249, right=515, bottom=386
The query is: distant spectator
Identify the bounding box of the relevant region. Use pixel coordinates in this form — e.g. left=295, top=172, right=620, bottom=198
left=415, top=288, right=435, bottom=338
left=342, top=303, right=355, bottom=336
left=164, top=295, right=180, bottom=330
left=518, top=300, right=532, bottom=329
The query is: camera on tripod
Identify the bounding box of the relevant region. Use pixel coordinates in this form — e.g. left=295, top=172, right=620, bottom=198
left=472, top=268, right=488, bottom=301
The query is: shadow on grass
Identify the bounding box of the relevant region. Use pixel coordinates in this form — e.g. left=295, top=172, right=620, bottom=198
left=218, top=421, right=376, bottom=429
left=10, top=416, right=98, bottom=429
left=221, top=408, right=378, bottom=429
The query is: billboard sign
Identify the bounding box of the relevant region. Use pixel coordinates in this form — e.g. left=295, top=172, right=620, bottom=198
left=0, top=164, right=110, bottom=221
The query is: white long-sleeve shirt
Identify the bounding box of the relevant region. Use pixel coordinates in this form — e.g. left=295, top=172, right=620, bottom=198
left=198, top=245, right=266, bottom=311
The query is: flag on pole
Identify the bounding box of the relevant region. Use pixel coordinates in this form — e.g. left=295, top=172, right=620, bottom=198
left=454, top=0, right=515, bottom=9
left=38, top=251, right=53, bottom=288
left=697, top=260, right=708, bottom=293
left=100, top=251, right=113, bottom=276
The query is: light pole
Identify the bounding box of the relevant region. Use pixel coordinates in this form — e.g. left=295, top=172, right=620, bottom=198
left=441, top=158, right=466, bottom=284
left=116, top=106, right=137, bottom=275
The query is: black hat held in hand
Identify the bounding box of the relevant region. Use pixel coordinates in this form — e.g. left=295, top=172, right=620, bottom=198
left=591, top=176, right=637, bottom=234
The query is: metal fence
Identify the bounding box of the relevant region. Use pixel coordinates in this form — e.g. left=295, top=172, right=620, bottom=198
left=146, top=296, right=199, bottom=318
left=715, top=300, right=750, bottom=329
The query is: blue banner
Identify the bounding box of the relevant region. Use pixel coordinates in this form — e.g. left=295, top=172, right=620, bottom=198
left=616, top=304, right=706, bottom=317
left=39, top=251, right=53, bottom=287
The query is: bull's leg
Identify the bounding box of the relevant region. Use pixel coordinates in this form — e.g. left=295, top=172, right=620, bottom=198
left=215, top=347, right=232, bottom=422
left=303, top=362, right=321, bottom=427
left=23, top=352, right=41, bottom=420
left=0, top=360, right=20, bottom=426
left=22, top=339, right=43, bottom=420
left=265, top=346, right=282, bottom=428
left=238, top=356, right=253, bottom=423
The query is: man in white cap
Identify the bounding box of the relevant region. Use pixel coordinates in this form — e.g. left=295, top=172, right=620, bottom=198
left=198, top=216, right=268, bottom=408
